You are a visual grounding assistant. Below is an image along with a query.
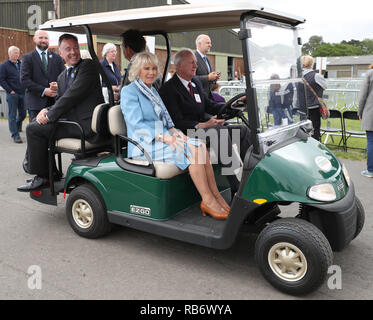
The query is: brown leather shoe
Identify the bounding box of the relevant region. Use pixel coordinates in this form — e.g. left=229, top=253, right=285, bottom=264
left=200, top=201, right=228, bottom=220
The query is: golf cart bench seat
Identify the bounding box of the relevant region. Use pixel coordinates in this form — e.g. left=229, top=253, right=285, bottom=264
left=108, top=105, right=188, bottom=179
left=108, top=105, right=218, bottom=179
left=53, top=103, right=111, bottom=155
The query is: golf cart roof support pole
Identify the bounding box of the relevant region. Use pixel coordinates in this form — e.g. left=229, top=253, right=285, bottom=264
left=82, top=24, right=114, bottom=106
left=143, top=31, right=171, bottom=85
left=239, top=12, right=260, bottom=155
left=292, top=27, right=303, bottom=80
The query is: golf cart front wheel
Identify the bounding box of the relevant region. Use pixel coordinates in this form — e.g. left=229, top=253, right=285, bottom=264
left=255, top=218, right=333, bottom=295
left=66, top=184, right=112, bottom=238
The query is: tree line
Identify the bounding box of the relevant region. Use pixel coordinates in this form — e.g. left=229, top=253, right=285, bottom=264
left=302, top=35, right=373, bottom=57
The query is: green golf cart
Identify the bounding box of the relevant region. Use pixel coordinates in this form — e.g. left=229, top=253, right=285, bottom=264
left=24, top=2, right=364, bottom=295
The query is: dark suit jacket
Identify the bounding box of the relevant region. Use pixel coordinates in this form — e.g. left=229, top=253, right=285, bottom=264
left=195, top=50, right=213, bottom=98
left=20, top=49, right=65, bottom=111
left=159, top=74, right=222, bottom=134
left=46, top=59, right=104, bottom=142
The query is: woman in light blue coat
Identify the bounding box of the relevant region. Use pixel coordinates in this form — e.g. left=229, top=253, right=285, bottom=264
left=121, top=52, right=229, bottom=219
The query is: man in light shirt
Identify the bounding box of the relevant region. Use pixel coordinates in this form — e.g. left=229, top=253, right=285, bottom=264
left=194, top=34, right=221, bottom=99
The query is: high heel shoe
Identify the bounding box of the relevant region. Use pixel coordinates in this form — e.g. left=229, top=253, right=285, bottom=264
left=213, top=193, right=230, bottom=212
left=200, top=202, right=228, bottom=220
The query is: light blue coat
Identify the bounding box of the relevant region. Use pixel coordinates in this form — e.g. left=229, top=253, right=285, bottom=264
left=121, top=82, right=190, bottom=170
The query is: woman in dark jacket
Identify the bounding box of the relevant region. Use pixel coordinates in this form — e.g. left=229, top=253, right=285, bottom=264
left=100, top=43, right=122, bottom=102
left=301, top=55, right=328, bottom=141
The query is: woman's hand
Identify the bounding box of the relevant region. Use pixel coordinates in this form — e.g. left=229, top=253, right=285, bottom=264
left=169, top=128, right=187, bottom=141
left=160, top=134, right=185, bottom=153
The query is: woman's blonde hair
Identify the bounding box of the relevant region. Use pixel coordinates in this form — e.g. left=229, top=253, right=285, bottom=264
left=369, top=63, right=373, bottom=69
left=302, top=55, right=315, bottom=69
left=128, top=51, right=161, bottom=82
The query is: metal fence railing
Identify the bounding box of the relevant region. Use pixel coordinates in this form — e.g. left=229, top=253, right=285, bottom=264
left=217, top=78, right=367, bottom=152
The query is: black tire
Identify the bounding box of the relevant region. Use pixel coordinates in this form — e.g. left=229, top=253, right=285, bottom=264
left=255, top=218, right=333, bottom=295
left=66, top=184, right=112, bottom=238
left=354, top=197, right=365, bottom=239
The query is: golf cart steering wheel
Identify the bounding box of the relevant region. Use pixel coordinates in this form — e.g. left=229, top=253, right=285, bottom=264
left=217, top=92, right=247, bottom=120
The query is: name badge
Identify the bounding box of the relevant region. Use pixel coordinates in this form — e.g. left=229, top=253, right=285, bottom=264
left=194, top=94, right=202, bottom=103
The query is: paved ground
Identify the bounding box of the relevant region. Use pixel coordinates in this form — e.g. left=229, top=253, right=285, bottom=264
left=0, top=119, right=372, bottom=300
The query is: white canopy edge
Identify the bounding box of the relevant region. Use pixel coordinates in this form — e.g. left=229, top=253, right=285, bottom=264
left=39, top=2, right=305, bottom=36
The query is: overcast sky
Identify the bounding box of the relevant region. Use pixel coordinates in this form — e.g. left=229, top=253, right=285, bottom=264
left=187, top=0, right=373, bottom=43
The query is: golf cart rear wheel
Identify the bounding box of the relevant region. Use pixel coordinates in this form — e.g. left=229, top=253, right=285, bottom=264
left=255, top=218, right=333, bottom=295
left=66, top=184, right=112, bottom=238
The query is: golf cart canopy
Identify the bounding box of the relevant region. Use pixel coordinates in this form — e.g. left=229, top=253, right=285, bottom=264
left=39, top=2, right=305, bottom=34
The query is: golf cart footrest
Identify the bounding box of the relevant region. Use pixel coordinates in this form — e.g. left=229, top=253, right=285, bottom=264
left=29, top=179, right=65, bottom=206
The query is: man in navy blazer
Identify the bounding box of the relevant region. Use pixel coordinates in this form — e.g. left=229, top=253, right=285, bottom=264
left=20, top=30, right=65, bottom=120
left=17, top=34, right=104, bottom=192
left=159, top=49, right=251, bottom=195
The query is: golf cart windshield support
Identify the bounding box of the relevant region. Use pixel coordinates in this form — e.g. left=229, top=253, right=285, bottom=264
left=239, top=12, right=261, bottom=156
left=83, top=24, right=115, bottom=106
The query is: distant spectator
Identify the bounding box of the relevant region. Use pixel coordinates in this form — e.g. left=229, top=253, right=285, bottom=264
left=211, top=83, right=225, bottom=103
left=301, top=55, right=327, bottom=141
left=268, top=74, right=284, bottom=126
left=0, top=46, right=26, bottom=143
left=101, top=43, right=121, bottom=102
left=358, top=62, right=373, bottom=178
left=194, top=34, right=221, bottom=99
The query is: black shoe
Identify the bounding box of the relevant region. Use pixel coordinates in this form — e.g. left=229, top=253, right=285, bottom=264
left=17, top=176, right=49, bottom=192
left=13, top=136, right=22, bottom=144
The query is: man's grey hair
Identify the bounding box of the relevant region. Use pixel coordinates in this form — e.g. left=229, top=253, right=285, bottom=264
left=174, top=48, right=195, bottom=70
left=195, top=34, right=209, bottom=48
left=8, top=46, right=20, bottom=56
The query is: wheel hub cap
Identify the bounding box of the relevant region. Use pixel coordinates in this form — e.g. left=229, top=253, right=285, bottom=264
left=72, top=199, right=93, bottom=229
left=268, top=242, right=308, bottom=282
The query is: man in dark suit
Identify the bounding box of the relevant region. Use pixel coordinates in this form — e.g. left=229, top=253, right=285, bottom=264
left=17, top=33, right=104, bottom=192
left=21, top=30, right=65, bottom=120
left=159, top=49, right=251, bottom=195
left=195, top=34, right=221, bottom=99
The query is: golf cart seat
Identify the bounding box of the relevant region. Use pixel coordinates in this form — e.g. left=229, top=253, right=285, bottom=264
left=108, top=105, right=187, bottom=179
left=52, top=103, right=112, bottom=156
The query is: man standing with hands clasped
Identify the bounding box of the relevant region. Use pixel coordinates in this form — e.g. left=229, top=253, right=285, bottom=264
left=17, top=33, right=104, bottom=192
left=21, top=30, right=65, bottom=121
left=195, top=34, right=221, bottom=98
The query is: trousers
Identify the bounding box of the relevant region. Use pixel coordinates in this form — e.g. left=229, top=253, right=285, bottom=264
left=6, top=93, right=25, bottom=139
left=188, top=124, right=251, bottom=192
left=366, top=131, right=373, bottom=172
left=25, top=121, right=82, bottom=178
